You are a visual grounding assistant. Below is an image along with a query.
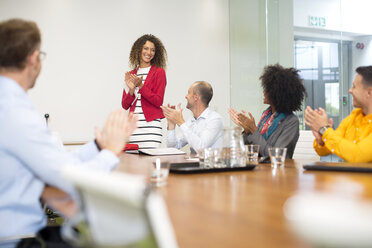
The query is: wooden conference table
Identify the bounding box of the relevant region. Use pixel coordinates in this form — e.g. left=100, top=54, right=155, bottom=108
left=113, top=154, right=372, bottom=248
left=44, top=153, right=372, bottom=247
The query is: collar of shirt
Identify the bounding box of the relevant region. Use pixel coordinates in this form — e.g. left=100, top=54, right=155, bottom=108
left=353, top=108, right=372, bottom=125
left=0, top=75, right=27, bottom=98
left=191, top=107, right=211, bottom=123
left=362, top=113, right=372, bottom=125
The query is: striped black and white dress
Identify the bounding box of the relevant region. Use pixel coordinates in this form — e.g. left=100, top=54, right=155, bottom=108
left=129, top=66, right=162, bottom=149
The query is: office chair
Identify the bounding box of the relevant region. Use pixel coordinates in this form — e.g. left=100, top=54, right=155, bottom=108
left=61, top=166, right=178, bottom=248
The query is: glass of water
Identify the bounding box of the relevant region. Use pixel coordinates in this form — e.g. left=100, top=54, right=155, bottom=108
left=196, top=148, right=206, bottom=168
left=268, top=147, right=287, bottom=168
left=150, top=158, right=170, bottom=187
left=245, top=144, right=260, bottom=165
left=204, top=147, right=223, bottom=168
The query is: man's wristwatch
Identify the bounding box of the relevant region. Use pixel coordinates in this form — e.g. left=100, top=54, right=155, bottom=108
left=318, top=126, right=329, bottom=136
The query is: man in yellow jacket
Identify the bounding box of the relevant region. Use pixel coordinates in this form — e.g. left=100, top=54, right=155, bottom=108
left=305, top=66, right=372, bottom=162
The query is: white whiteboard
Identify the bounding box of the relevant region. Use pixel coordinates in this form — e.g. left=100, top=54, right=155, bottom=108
left=0, top=0, right=230, bottom=142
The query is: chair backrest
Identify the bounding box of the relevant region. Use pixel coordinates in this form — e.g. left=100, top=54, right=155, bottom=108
left=293, top=130, right=320, bottom=160
left=61, top=166, right=178, bottom=248
left=0, top=234, right=36, bottom=247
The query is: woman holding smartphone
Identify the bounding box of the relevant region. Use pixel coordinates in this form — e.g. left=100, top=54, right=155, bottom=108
left=121, top=34, right=167, bottom=149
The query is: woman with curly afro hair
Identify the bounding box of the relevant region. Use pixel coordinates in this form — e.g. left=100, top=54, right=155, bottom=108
left=122, top=34, right=167, bottom=149
left=229, top=64, right=307, bottom=158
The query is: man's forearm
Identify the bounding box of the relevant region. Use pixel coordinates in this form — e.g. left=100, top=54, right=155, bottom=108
left=176, top=119, right=185, bottom=126
left=168, top=121, right=176, bottom=130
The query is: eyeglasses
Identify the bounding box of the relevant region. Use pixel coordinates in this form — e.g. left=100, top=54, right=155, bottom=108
left=38, top=50, right=47, bottom=61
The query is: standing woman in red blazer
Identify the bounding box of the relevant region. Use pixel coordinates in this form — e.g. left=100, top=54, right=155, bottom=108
left=122, top=34, right=167, bottom=149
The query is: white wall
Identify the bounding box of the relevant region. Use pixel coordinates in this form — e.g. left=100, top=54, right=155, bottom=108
left=352, top=39, right=372, bottom=72
left=294, top=0, right=372, bottom=35
left=0, top=0, right=230, bottom=142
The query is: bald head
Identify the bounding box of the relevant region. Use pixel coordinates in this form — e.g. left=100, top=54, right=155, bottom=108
left=191, top=81, right=213, bottom=107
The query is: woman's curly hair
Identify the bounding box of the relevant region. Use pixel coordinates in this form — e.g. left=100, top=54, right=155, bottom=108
left=260, top=64, right=307, bottom=114
left=129, top=34, right=167, bottom=70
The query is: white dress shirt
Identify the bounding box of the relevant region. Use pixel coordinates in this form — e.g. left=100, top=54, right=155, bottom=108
left=167, top=107, right=224, bottom=152
left=0, top=76, right=119, bottom=240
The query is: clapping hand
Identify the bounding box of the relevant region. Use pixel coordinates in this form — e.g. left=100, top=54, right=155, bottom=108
left=131, top=74, right=143, bottom=88
left=304, top=106, right=333, bottom=146
left=229, top=108, right=241, bottom=126
left=95, top=109, right=138, bottom=156
left=304, top=106, right=332, bottom=132
left=161, top=103, right=185, bottom=128
left=238, top=110, right=257, bottom=134
left=125, top=72, right=136, bottom=95
left=125, top=72, right=143, bottom=94
left=229, top=108, right=257, bottom=134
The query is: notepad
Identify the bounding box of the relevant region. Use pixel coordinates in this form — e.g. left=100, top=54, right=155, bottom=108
left=138, top=148, right=185, bottom=156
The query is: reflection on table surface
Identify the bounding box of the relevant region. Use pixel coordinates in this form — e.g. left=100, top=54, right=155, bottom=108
left=45, top=153, right=372, bottom=248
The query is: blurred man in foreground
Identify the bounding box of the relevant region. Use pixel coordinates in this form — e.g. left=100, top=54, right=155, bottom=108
left=0, top=18, right=137, bottom=247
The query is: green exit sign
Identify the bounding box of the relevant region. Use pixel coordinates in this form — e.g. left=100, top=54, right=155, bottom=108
left=309, top=16, right=326, bottom=27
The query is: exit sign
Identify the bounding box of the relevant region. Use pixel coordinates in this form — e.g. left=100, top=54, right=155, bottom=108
left=309, top=16, right=326, bottom=27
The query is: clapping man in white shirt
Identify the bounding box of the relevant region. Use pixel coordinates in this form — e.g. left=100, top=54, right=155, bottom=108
left=161, top=81, right=223, bottom=153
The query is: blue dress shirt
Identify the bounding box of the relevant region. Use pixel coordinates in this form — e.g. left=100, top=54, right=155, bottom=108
left=0, top=76, right=119, bottom=240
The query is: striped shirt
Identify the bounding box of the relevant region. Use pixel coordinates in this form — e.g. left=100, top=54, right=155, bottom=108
left=129, top=66, right=162, bottom=149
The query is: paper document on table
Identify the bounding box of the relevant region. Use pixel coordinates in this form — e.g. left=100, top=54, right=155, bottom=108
left=185, top=158, right=199, bottom=162
left=139, top=148, right=185, bottom=156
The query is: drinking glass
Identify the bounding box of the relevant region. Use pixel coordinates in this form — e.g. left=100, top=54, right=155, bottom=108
left=197, top=149, right=206, bottom=168
left=268, top=147, right=287, bottom=168
left=221, top=127, right=246, bottom=167
left=203, top=148, right=214, bottom=168
left=150, top=158, right=170, bottom=187
left=245, top=144, right=260, bottom=165
left=204, top=147, right=223, bottom=168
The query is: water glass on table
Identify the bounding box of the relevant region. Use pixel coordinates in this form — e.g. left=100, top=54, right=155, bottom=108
left=268, top=147, right=287, bottom=168
left=150, top=158, right=170, bottom=187
left=198, top=148, right=222, bottom=168
left=196, top=148, right=206, bottom=167
left=245, top=144, right=260, bottom=165
left=205, top=147, right=223, bottom=168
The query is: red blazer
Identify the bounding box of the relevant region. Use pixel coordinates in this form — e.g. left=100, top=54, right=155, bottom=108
left=121, top=66, right=166, bottom=122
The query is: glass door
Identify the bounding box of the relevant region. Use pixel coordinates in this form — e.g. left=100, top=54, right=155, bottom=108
left=294, top=38, right=351, bottom=130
